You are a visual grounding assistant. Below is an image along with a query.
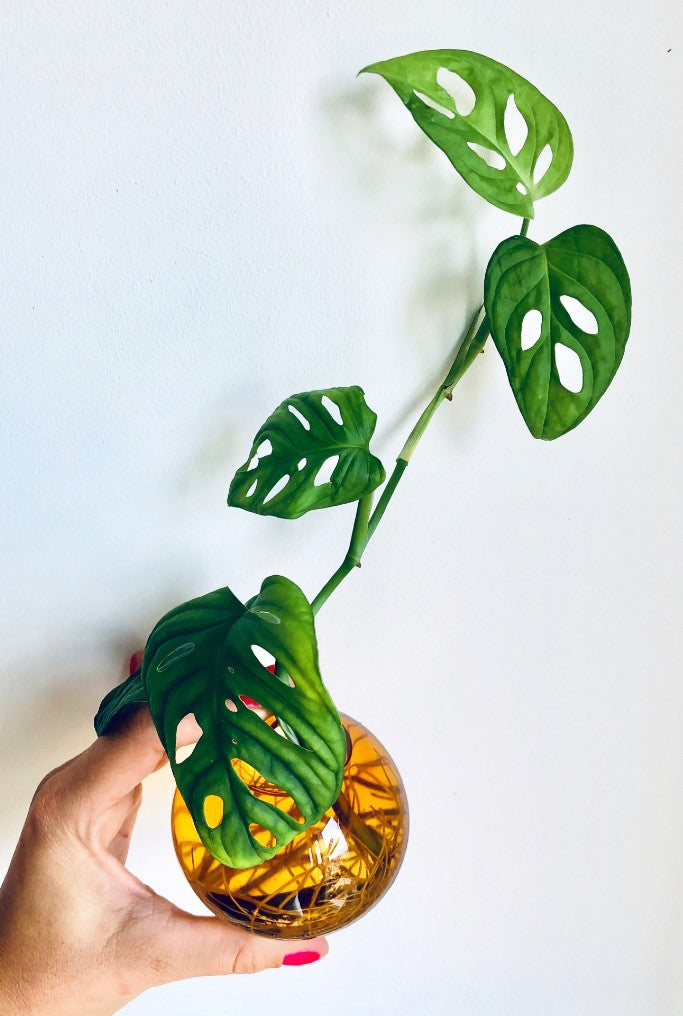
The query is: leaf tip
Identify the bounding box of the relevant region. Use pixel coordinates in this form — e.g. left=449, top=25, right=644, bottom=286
left=358, top=60, right=388, bottom=81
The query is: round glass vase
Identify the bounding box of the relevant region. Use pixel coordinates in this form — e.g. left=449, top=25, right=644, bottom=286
left=171, top=713, right=409, bottom=939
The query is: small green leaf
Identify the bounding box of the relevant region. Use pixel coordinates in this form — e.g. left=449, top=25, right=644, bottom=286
left=143, top=576, right=346, bottom=868
left=94, top=669, right=147, bottom=735
left=228, top=386, right=385, bottom=519
left=484, top=224, right=631, bottom=439
left=361, top=49, right=573, bottom=217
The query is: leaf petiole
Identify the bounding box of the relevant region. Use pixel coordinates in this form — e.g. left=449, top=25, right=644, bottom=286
left=312, top=213, right=532, bottom=614
left=311, top=493, right=373, bottom=615
left=311, top=302, right=488, bottom=615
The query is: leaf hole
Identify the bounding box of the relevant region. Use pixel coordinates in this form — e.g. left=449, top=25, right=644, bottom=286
left=249, top=607, right=281, bottom=625
left=239, top=694, right=262, bottom=710
left=559, top=294, right=599, bottom=334
left=262, top=474, right=290, bottom=504
left=284, top=801, right=305, bottom=823
left=436, top=66, right=476, bottom=116
left=297, top=457, right=307, bottom=470
left=287, top=675, right=295, bottom=688
left=321, top=394, right=344, bottom=426
left=533, top=143, right=553, bottom=184
left=467, top=142, right=506, bottom=171
left=231, top=758, right=306, bottom=825
left=555, top=343, right=584, bottom=393
left=225, top=698, right=239, bottom=713
left=504, top=93, right=528, bottom=156
left=256, top=439, right=272, bottom=456
left=246, top=454, right=258, bottom=471
left=156, top=642, right=195, bottom=673
left=251, top=644, right=277, bottom=670
left=521, top=309, right=543, bottom=351
left=313, top=455, right=339, bottom=486
left=516, top=182, right=528, bottom=195
left=203, top=795, right=224, bottom=829
left=288, top=404, right=311, bottom=430
left=175, top=713, right=202, bottom=765
left=246, top=479, right=257, bottom=498
left=249, top=823, right=278, bottom=848
left=413, top=89, right=454, bottom=119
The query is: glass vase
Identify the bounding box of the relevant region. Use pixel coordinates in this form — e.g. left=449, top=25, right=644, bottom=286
left=171, top=713, right=409, bottom=939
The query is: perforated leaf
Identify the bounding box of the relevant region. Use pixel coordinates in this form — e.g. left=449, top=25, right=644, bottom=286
left=361, top=49, right=573, bottom=217
left=94, top=668, right=146, bottom=735
left=228, top=386, right=385, bottom=519
left=484, top=224, right=631, bottom=439
left=142, top=576, right=346, bottom=868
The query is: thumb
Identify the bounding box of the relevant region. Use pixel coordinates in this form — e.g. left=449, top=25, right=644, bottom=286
left=148, top=907, right=328, bottom=982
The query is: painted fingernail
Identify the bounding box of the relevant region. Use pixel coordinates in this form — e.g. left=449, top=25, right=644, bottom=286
left=282, top=950, right=321, bottom=967
left=239, top=695, right=262, bottom=710
left=130, top=652, right=141, bottom=675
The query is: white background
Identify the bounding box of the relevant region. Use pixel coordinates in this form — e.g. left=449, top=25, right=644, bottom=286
left=1, top=2, right=681, bottom=1014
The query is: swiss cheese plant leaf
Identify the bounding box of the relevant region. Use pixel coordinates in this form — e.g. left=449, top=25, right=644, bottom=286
left=361, top=49, right=573, bottom=218
left=484, top=224, right=631, bottom=439
left=142, top=576, right=346, bottom=868
left=94, top=668, right=146, bottom=735
left=228, top=386, right=385, bottom=519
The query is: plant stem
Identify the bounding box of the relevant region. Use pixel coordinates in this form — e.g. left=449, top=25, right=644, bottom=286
left=365, top=458, right=407, bottom=542
left=311, top=210, right=533, bottom=616
left=311, top=493, right=374, bottom=615
left=311, top=304, right=489, bottom=614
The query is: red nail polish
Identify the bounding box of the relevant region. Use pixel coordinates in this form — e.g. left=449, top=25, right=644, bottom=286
left=130, top=652, right=141, bottom=675
left=282, top=950, right=320, bottom=967
left=239, top=695, right=262, bottom=710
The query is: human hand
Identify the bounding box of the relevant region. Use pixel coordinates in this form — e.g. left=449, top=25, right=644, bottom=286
left=0, top=654, right=327, bottom=1016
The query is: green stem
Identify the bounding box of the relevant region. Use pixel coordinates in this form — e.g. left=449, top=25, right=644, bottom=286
left=365, top=458, right=407, bottom=542
left=312, top=304, right=489, bottom=613
left=311, top=217, right=526, bottom=616
left=311, top=493, right=373, bottom=615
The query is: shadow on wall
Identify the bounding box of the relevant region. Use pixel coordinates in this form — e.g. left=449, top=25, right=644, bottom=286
left=317, top=77, right=490, bottom=451
left=173, top=379, right=254, bottom=504
left=0, top=584, right=189, bottom=842
left=175, top=75, right=491, bottom=514
left=2, top=78, right=493, bottom=859
left=1, top=669, right=100, bottom=838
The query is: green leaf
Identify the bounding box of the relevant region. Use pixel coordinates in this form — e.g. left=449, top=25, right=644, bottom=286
left=228, top=386, right=385, bottom=519
left=484, top=224, right=631, bottom=439
left=361, top=49, right=573, bottom=217
left=142, top=576, right=346, bottom=868
left=94, top=669, right=147, bottom=736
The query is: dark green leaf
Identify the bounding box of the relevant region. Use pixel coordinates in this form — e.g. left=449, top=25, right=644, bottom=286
left=361, top=49, right=573, bottom=217
left=228, top=386, right=385, bottom=519
left=484, top=224, right=631, bottom=439
left=94, top=669, right=147, bottom=736
left=143, top=576, right=346, bottom=868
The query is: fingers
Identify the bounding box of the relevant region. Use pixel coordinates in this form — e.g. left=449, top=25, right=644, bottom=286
left=60, top=705, right=167, bottom=811
left=62, top=653, right=202, bottom=812
left=107, top=783, right=143, bottom=864
left=29, top=652, right=204, bottom=855
left=146, top=908, right=328, bottom=983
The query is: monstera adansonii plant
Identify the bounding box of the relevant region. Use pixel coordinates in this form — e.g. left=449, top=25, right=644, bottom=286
left=96, top=49, right=631, bottom=885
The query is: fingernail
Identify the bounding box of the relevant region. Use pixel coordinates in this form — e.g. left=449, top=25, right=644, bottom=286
left=239, top=695, right=261, bottom=710
left=130, top=652, right=141, bottom=675
left=282, top=950, right=320, bottom=967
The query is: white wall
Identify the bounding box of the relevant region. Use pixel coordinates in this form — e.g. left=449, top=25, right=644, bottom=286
left=1, top=2, right=681, bottom=1013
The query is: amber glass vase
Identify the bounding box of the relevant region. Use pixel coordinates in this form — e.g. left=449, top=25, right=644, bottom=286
left=171, top=713, right=409, bottom=939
